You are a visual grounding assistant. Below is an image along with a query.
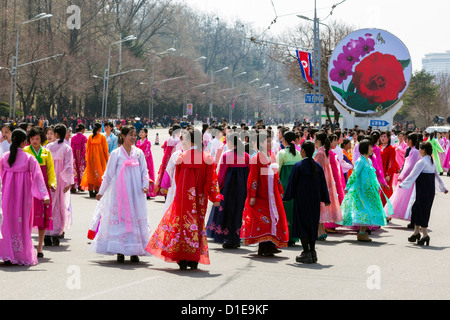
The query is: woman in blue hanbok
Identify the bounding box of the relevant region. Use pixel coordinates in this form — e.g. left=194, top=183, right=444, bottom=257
left=339, top=140, right=393, bottom=242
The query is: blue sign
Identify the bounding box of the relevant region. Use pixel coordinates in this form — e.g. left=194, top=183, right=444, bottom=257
left=305, top=94, right=324, bottom=104
left=370, top=120, right=389, bottom=127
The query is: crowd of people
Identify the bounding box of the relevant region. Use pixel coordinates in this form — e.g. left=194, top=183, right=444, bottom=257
left=0, top=118, right=448, bottom=269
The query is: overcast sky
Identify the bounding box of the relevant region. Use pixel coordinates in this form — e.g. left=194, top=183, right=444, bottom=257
left=179, top=0, right=450, bottom=72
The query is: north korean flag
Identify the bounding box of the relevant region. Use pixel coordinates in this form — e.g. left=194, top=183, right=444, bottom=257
left=296, top=50, right=315, bottom=85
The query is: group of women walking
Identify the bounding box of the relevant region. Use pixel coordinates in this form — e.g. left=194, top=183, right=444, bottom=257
left=0, top=120, right=448, bottom=269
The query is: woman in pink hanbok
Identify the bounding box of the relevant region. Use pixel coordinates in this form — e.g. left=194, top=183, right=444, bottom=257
left=71, top=124, right=87, bottom=192
left=393, top=131, right=408, bottom=186
left=136, top=128, right=155, bottom=198
left=387, top=133, right=422, bottom=221
left=438, top=132, right=449, bottom=176
left=314, top=132, right=342, bottom=240
left=0, top=129, right=50, bottom=266
left=45, top=124, right=74, bottom=246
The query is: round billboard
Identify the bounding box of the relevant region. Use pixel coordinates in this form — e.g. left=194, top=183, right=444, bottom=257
left=328, top=28, right=412, bottom=114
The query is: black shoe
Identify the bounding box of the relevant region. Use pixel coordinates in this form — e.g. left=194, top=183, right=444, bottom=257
left=117, top=254, right=125, bottom=263
left=37, top=252, right=44, bottom=258
left=257, top=242, right=274, bottom=256
left=130, top=255, right=140, bottom=263
left=44, top=236, right=53, bottom=246
left=311, top=250, right=317, bottom=263
left=296, top=251, right=313, bottom=264
left=417, top=236, right=430, bottom=246
left=408, top=233, right=421, bottom=243
left=89, top=191, right=95, bottom=198
left=52, top=236, right=60, bottom=246
left=188, top=261, right=198, bottom=270
left=178, top=260, right=188, bottom=270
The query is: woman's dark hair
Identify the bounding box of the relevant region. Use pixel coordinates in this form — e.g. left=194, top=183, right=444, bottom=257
left=44, top=125, right=54, bottom=135
left=359, top=139, right=373, bottom=155
left=54, top=124, right=67, bottom=144
left=27, top=127, right=45, bottom=145
left=341, top=138, right=351, bottom=148
left=140, top=128, right=148, bottom=136
left=407, top=132, right=421, bottom=149
left=183, top=127, right=203, bottom=150
left=228, top=132, right=244, bottom=156
left=18, top=122, right=28, bottom=131
left=202, top=123, right=209, bottom=135
left=370, top=130, right=381, bottom=145
left=104, top=122, right=114, bottom=129
left=419, top=141, right=434, bottom=164
left=302, top=140, right=317, bottom=178
left=76, top=124, right=85, bottom=133
left=283, top=131, right=297, bottom=156
left=256, top=129, right=271, bottom=151
left=92, top=122, right=102, bottom=137
left=2, top=123, right=15, bottom=132
left=8, top=129, right=27, bottom=167
left=120, top=125, right=136, bottom=139
left=315, top=131, right=331, bottom=157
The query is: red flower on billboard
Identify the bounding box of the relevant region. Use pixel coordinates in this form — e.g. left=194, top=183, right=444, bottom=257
left=352, top=52, right=407, bottom=105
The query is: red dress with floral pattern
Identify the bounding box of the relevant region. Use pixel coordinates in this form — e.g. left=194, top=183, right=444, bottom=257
left=240, top=152, right=289, bottom=248
left=146, top=149, right=221, bottom=265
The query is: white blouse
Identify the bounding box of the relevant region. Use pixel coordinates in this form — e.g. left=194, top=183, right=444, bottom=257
left=399, top=155, right=447, bottom=193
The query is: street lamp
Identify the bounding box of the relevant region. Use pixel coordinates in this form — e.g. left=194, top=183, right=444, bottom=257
left=104, top=34, right=137, bottom=119
left=229, top=71, right=247, bottom=124
left=146, top=48, right=177, bottom=120
left=10, top=13, right=53, bottom=119
left=297, top=1, right=332, bottom=126
left=209, top=67, right=229, bottom=121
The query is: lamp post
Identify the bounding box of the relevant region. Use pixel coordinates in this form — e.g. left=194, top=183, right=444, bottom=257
left=146, top=48, right=176, bottom=120
left=140, top=75, right=185, bottom=119
left=209, top=67, right=229, bottom=122
left=10, top=13, right=53, bottom=119
left=297, top=1, right=332, bottom=126
left=104, top=35, right=137, bottom=119
left=230, top=71, right=247, bottom=124
left=93, top=69, right=108, bottom=118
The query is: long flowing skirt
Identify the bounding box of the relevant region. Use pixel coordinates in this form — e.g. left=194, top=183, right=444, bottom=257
left=89, top=178, right=151, bottom=256
left=385, top=184, right=415, bottom=221
left=279, top=164, right=299, bottom=243
left=0, top=173, right=37, bottom=266
left=411, top=173, right=435, bottom=228
left=32, top=165, right=53, bottom=231
left=207, top=167, right=248, bottom=246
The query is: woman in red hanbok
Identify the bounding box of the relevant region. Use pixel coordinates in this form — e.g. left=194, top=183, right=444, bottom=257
left=146, top=128, right=221, bottom=270
left=240, top=130, right=289, bottom=256
left=71, top=124, right=87, bottom=192
left=380, top=131, right=398, bottom=206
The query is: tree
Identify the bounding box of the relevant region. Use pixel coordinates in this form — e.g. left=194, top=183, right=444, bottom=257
left=402, top=70, right=444, bottom=127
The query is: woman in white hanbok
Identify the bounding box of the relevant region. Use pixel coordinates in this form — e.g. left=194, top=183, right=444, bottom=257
left=88, top=126, right=151, bottom=263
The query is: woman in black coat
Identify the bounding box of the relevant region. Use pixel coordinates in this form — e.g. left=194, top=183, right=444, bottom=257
left=283, top=141, right=330, bottom=264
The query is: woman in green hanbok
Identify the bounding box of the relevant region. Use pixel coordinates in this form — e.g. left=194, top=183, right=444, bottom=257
left=339, top=139, right=393, bottom=242
left=428, top=132, right=445, bottom=173
left=276, top=131, right=302, bottom=246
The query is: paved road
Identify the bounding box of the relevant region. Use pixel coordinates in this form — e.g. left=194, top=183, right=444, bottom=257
left=1, top=126, right=450, bottom=302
